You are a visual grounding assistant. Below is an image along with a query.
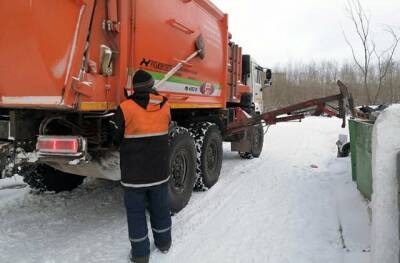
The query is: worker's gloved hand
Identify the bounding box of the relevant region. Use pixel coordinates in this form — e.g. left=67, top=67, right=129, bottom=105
left=108, top=107, right=125, bottom=147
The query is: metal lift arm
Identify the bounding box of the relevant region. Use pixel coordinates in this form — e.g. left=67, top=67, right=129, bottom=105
left=226, top=80, right=354, bottom=135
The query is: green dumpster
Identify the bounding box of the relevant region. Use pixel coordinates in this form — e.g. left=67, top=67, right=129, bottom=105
left=349, top=119, right=374, bottom=200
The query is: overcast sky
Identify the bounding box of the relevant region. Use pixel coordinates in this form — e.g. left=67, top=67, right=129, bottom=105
left=212, top=0, right=400, bottom=68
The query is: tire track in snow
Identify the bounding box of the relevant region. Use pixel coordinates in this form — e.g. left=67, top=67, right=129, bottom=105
left=155, top=118, right=345, bottom=263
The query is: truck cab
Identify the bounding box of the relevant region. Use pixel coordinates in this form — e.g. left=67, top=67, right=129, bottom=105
left=242, top=55, right=272, bottom=113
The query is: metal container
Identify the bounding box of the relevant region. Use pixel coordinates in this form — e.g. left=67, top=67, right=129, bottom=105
left=349, top=119, right=374, bottom=200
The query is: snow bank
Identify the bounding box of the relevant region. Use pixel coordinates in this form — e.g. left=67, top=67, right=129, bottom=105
left=371, top=105, right=400, bottom=263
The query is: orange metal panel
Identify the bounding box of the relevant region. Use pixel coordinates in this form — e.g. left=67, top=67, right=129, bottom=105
left=68, top=0, right=132, bottom=109
left=71, top=0, right=127, bottom=110
left=0, top=0, right=95, bottom=109
left=107, top=0, right=119, bottom=25
left=132, top=0, right=229, bottom=109
left=0, top=0, right=231, bottom=111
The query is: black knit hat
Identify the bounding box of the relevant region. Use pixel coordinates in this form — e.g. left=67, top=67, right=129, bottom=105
left=132, top=70, right=155, bottom=93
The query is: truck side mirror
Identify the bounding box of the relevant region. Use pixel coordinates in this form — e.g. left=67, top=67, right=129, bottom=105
left=265, top=69, right=272, bottom=81
left=242, top=55, right=251, bottom=76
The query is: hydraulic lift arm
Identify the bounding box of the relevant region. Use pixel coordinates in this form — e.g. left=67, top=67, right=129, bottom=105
left=226, top=80, right=355, bottom=135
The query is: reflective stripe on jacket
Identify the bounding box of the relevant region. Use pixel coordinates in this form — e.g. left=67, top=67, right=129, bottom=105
left=113, top=93, right=171, bottom=188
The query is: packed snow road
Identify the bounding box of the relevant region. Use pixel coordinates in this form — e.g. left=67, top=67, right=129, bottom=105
left=0, top=117, right=370, bottom=263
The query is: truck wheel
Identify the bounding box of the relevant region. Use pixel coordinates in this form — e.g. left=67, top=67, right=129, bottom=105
left=168, top=128, right=196, bottom=213
left=22, top=164, right=84, bottom=192
left=251, top=124, right=264, bottom=158
left=238, top=124, right=264, bottom=159
left=190, top=123, right=223, bottom=191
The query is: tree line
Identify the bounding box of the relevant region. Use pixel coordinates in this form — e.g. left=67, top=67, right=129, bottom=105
left=264, top=0, right=399, bottom=110
left=263, top=59, right=400, bottom=109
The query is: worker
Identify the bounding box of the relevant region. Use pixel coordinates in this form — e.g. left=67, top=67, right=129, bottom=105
left=111, top=70, right=172, bottom=263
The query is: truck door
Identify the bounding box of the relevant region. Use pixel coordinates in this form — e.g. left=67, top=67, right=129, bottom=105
left=251, top=62, right=264, bottom=113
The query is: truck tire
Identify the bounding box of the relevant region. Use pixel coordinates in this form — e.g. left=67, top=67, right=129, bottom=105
left=168, top=128, right=196, bottom=213
left=251, top=124, right=264, bottom=158
left=190, top=123, right=223, bottom=191
left=239, top=124, right=264, bottom=159
left=23, top=164, right=84, bottom=192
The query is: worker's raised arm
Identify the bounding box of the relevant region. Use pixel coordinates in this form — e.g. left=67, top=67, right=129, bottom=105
left=110, top=106, right=125, bottom=145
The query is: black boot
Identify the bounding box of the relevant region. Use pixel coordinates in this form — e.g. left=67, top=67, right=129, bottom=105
left=157, top=240, right=172, bottom=254
left=129, top=250, right=150, bottom=263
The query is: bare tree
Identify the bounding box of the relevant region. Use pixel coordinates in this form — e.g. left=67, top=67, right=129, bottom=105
left=372, top=27, right=400, bottom=104
left=343, top=0, right=375, bottom=104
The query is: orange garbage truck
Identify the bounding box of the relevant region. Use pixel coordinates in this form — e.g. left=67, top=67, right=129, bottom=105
left=0, top=0, right=272, bottom=212
left=0, top=0, right=350, bottom=212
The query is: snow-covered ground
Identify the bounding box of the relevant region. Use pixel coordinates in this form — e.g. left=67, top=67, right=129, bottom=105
left=0, top=117, right=371, bottom=263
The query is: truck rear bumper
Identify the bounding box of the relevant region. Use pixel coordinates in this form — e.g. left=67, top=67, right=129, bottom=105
left=38, top=153, right=121, bottom=181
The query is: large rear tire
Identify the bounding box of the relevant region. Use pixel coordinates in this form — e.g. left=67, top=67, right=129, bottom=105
left=168, top=128, right=196, bottom=213
left=22, top=164, right=85, bottom=192
left=190, top=123, right=223, bottom=190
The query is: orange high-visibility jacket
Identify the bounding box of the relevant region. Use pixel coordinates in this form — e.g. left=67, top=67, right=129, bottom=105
left=114, top=93, right=171, bottom=188
left=120, top=94, right=171, bottom=139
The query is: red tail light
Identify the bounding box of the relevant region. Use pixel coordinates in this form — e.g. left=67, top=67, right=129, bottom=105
left=37, top=136, right=86, bottom=155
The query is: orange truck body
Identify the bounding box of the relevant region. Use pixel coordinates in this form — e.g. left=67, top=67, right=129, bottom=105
left=0, top=1, right=270, bottom=206
left=0, top=0, right=244, bottom=111
left=0, top=1, right=349, bottom=212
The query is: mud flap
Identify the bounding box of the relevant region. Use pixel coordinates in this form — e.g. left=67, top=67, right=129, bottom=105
left=231, top=129, right=252, bottom=154
left=231, top=124, right=264, bottom=158
left=0, top=142, right=12, bottom=178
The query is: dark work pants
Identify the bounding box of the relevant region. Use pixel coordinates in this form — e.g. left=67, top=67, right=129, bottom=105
left=124, top=183, right=172, bottom=257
